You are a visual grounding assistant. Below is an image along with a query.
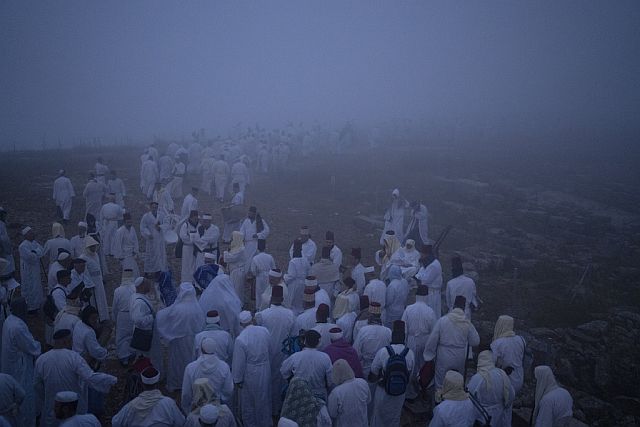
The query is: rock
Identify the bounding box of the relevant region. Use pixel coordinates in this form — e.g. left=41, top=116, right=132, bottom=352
left=613, top=396, right=640, bottom=417
left=576, top=320, right=608, bottom=337
left=567, top=328, right=601, bottom=344
left=576, top=394, right=613, bottom=420
left=555, top=357, right=577, bottom=384
left=529, top=327, right=559, bottom=339
left=593, top=356, right=611, bottom=389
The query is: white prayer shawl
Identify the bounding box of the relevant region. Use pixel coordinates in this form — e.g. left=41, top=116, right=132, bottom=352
left=280, top=347, right=333, bottom=400
left=43, top=237, right=72, bottom=267
left=140, top=159, right=158, bottom=199
left=404, top=203, right=429, bottom=244
left=58, top=414, right=101, bottom=427
left=446, top=274, right=478, bottom=320
left=82, top=181, right=104, bottom=219
left=107, top=177, right=126, bottom=207
left=199, top=274, right=242, bottom=338
left=416, top=259, right=443, bottom=317
left=249, top=252, right=276, bottom=305
left=194, top=326, right=234, bottom=363
left=179, top=221, right=206, bottom=282
left=0, top=315, right=41, bottom=427
left=284, top=257, right=310, bottom=315
left=232, top=325, right=272, bottom=427
left=18, top=240, right=44, bottom=311
left=350, top=263, right=366, bottom=295
left=113, top=225, right=140, bottom=277
left=468, top=367, right=515, bottom=427
left=329, top=245, right=343, bottom=268
left=491, top=335, right=526, bottom=394
left=238, top=217, right=270, bottom=260
left=79, top=251, right=109, bottom=321
left=370, top=344, right=415, bottom=427
left=69, top=235, right=86, bottom=259
left=168, top=162, right=186, bottom=198
left=327, top=377, right=370, bottom=427
left=534, top=387, right=573, bottom=427
left=129, top=293, right=163, bottom=370
left=353, top=324, right=392, bottom=376
left=293, top=307, right=317, bottom=336
left=255, top=304, right=296, bottom=414
left=181, top=354, right=234, bottom=413
left=289, top=239, right=317, bottom=265
left=401, top=299, right=436, bottom=385
left=99, top=202, right=123, bottom=256
left=159, top=155, right=175, bottom=182
left=180, top=194, right=199, bottom=220
left=140, top=211, right=167, bottom=273
left=34, top=349, right=116, bottom=427
left=53, top=176, right=75, bottom=219
left=428, top=399, right=477, bottom=427
left=385, top=277, right=409, bottom=328
left=112, top=391, right=185, bottom=427
left=112, top=283, right=135, bottom=360
left=423, top=310, right=480, bottom=390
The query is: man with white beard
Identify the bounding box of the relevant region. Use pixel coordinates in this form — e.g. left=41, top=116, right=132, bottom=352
left=180, top=188, right=199, bottom=220
left=255, top=286, right=295, bottom=416
left=99, top=194, right=123, bottom=256
left=232, top=311, right=272, bottom=427
left=178, top=210, right=207, bottom=283
left=140, top=202, right=167, bottom=274
left=249, top=240, right=276, bottom=306
left=401, top=284, right=436, bottom=400
left=416, top=245, right=443, bottom=318
left=212, top=155, right=230, bottom=202
left=113, top=213, right=140, bottom=277
left=52, top=170, right=75, bottom=223
left=107, top=170, right=127, bottom=207
left=445, top=255, right=479, bottom=320
left=82, top=174, right=104, bottom=219
left=423, top=295, right=480, bottom=391
left=69, top=222, right=88, bottom=259
left=111, top=272, right=136, bottom=366
left=18, top=227, right=44, bottom=314
left=43, top=223, right=72, bottom=266
left=238, top=206, right=270, bottom=260
left=194, top=309, right=233, bottom=363
left=288, top=226, right=317, bottom=265
left=181, top=338, right=233, bottom=414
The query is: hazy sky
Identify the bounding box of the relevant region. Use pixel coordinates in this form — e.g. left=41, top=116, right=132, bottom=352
left=1, top=1, right=639, bottom=145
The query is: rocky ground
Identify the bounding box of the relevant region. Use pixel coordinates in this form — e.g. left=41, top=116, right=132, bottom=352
left=1, top=140, right=638, bottom=425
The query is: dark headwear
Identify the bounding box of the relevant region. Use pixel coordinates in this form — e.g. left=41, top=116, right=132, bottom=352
left=80, top=305, right=98, bottom=325
left=351, top=248, right=362, bottom=259
left=249, top=206, right=257, bottom=213
left=391, top=320, right=406, bottom=344
left=304, top=330, right=321, bottom=348
left=257, top=239, right=266, bottom=252
left=325, top=231, right=334, bottom=241
left=53, top=329, right=71, bottom=340
left=454, top=295, right=467, bottom=309
left=9, top=297, right=27, bottom=317
left=271, top=286, right=284, bottom=304
left=451, top=256, right=464, bottom=278
left=316, top=303, right=329, bottom=323
left=344, top=277, right=356, bottom=289
left=321, top=246, right=331, bottom=259
left=416, top=285, right=429, bottom=296
left=123, top=212, right=132, bottom=220
left=292, top=239, right=303, bottom=257
left=359, top=295, right=369, bottom=310
left=56, top=270, right=71, bottom=281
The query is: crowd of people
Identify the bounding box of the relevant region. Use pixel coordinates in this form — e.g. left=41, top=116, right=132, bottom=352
left=0, top=132, right=574, bottom=427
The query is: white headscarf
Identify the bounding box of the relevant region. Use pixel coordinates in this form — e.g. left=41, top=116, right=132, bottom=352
left=229, top=231, right=244, bottom=253
left=533, top=366, right=559, bottom=424
left=492, top=315, right=516, bottom=342
left=52, top=222, right=65, bottom=238
left=447, top=307, right=470, bottom=331
left=476, top=350, right=512, bottom=406
left=436, top=370, right=468, bottom=402
left=156, top=283, right=205, bottom=341
left=332, top=359, right=355, bottom=386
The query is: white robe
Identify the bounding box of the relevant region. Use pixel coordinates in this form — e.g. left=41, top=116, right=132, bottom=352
left=95, top=162, right=109, bottom=185
left=82, top=181, right=104, bottom=219
left=284, top=257, right=309, bottom=315
left=155, top=188, right=174, bottom=216
left=223, top=248, right=247, bottom=303
left=232, top=325, right=272, bottom=427
left=230, top=161, right=249, bottom=192
left=79, top=252, right=109, bottom=321
left=198, top=274, right=242, bottom=338
left=327, top=378, right=370, bottom=427
left=69, top=235, right=86, bottom=259
left=370, top=344, right=415, bottom=427
left=289, top=239, right=317, bottom=265
left=112, top=391, right=185, bottom=427
left=181, top=354, right=233, bottom=413
left=429, top=399, right=477, bottom=427
left=99, top=202, right=124, bottom=256
left=58, top=414, right=100, bottom=427
left=329, top=245, right=343, bottom=268
left=194, top=325, right=234, bottom=363
left=222, top=191, right=244, bottom=242
left=280, top=347, right=333, bottom=400
left=53, top=176, right=75, bottom=220
left=180, top=194, right=199, bottom=220
left=179, top=221, right=207, bottom=283
left=401, top=299, right=436, bottom=397
left=140, top=211, right=167, bottom=273
left=293, top=307, right=317, bottom=335
left=107, top=177, right=127, bottom=207
left=353, top=324, right=391, bottom=377
left=351, top=263, right=366, bottom=295
left=113, top=225, right=140, bottom=277
left=18, top=240, right=44, bottom=311
left=158, top=155, right=175, bottom=182
left=258, top=283, right=288, bottom=312
left=491, top=336, right=526, bottom=394
left=249, top=252, right=276, bottom=304
left=312, top=322, right=339, bottom=351
left=363, top=280, right=386, bottom=321
left=446, top=274, right=478, bottom=319
left=416, top=259, right=443, bottom=318
left=169, top=162, right=186, bottom=198
left=336, top=311, right=357, bottom=344
left=129, top=293, right=163, bottom=371
left=468, top=368, right=515, bottom=427
left=0, top=315, right=41, bottom=427
left=140, top=159, right=158, bottom=199
left=213, top=159, right=230, bottom=200
left=0, top=221, right=15, bottom=276
left=404, top=203, right=428, bottom=244
left=380, top=199, right=407, bottom=245
left=239, top=217, right=270, bottom=260
left=43, top=237, right=72, bottom=267
left=200, top=157, right=216, bottom=195
left=112, top=283, right=135, bottom=360
left=384, top=278, right=409, bottom=328
left=534, top=387, right=573, bottom=427
left=34, top=349, right=116, bottom=427
left=255, top=304, right=296, bottom=414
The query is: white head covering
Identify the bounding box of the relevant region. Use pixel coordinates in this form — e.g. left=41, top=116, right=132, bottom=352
left=492, top=315, right=516, bottom=342
left=239, top=310, right=252, bottom=324
left=191, top=379, right=217, bottom=412
left=21, top=226, right=32, bottom=236
left=533, top=366, right=559, bottom=424
left=476, top=350, right=512, bottom=406
left=392, top=188, right=400, bottom=197
left=78, top=221, right=88, bottom=228
left=84, top=235, right=99, bottom=248
left=199, top=404, right=220, bottom=424
left=201, top=337, right=217, bottom=355
left=52, top=222, right=65, bottom=238
left=332, top=359, right=355, bottom=386
left=229, top=231, right=244, bottom=253
left=141, top=367, right=160, bottom=385
left=436, top=370, right=468, bottom=402
left=204, top=252, right=216, bottom=260
left=156, top=283, right=205, bottom=341
left=57, top=252, right=70, bottom=261
left=55, top=391, right=79, bottom=403
left=133, top=277, right=145, bottom=288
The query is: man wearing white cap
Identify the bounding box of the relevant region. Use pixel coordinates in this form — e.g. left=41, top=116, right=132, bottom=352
left=380, top=189, right=408, bottom=245
left=35, top=328, right=117, bottom=427
left=179, top=210, right=206, bottom=282
left=112, top=366, right=184, bottom=427
left=99, top=193, right=124, bottom=256
left=79, top=236, right=109, bottom=321
left=69, top=223, right=88, bottom=259
left=232, top=311, right=272, bottom=427
left=113, top=213, right=140, bottom=278
left=129, top=277, right=163, bottom=372
left=18, top=227, right=44, bottom=313
left=139, top=202, right=167, bottom=274
left=82, top=173, right=105, bottom=220
left=48, top=251, right=72, bottom=292
left=53, top=170, right=75, bottom=223
left=0, top=208, right=15, bottom=279
left=54, top=391, right=100, bottom=427
left=43, top=223, right=72, bottom=267
left=156, top=283, right=205, bottom=392
left=194, top=310, right=233, bottom=362
left=250, top=243, right=276, bottom=308
left=288, top=226, right=316, bottom=265
left=181, top=337, right=233, bottom=414
left=111, top=271, right=137, bottom=365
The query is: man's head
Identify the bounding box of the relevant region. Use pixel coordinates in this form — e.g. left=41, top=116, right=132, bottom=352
left=0, top=207, right=6, bottom=222
left=53, top=328, right=72, bottom=349
left=121, top=212, right=132, bottom=228
left=368, top=302, right=382, bottom=324
left=140, top=366, right=161, bottom=390
left=203, top=252, right=217, bottom=265
left=67, top=283, right=85, bottom=301
left=191, top=187, right=199, bottom=196
left=257, top=239, right=266, bottom=253
left=232, top=182, right=240, bottom=193
left=451, top=255, right=464, bottom=278
left=22, top=227, right=34, bottom=241
left=201, top=337, right=217, bottom=356
left=201, top=214, right=212, bottom=227
left=239, top=310, right=253, bottom=328
left=248, top=206, right=257, bottom=221
left=106, top=193, right=116, bottom=203
left=392, top=188, right=400, bottom=199
left=292, top=239, right=303, bottom=258
left=58, top=251, right=72, bottom=268
left=199, top=404, right=219, bottom=427
left=72, top=258, right=86, bottom=274
left=304, top=329, right=321, bottom=349
left=268, top=268, right=282, bottom=286
left=85, top=236, right=99, bottom=253
left=302, top=287, right=315, bottom=309
left=189, top=210, right=199, bottom=225
left=454, top=295, right=466, bottom=310
left=316, top=303, right=329, bottom=323
left=270, top=285, right=284, bottom=306
left=57, top=269, right=71, bottom=287
left=299, top=226, right=310, bottom=243
left=206, top=310, right=220, bottom=325
left=80, top=305, right=99, bottom=330
left=351, top=247, right=361, bottom=264
left=325, top=230, right=335, bottom=247
left=320, top=246, right=331, bottom=260
left=359, top=295, right=369, bottom=311
left=9, top=297, right=28, bottom=320
left=77, top=221, right=87, bottom=236
left=110, top=170, right=117, bottom=178
left=329, top=327, right=343, bottom=343
left=54, top=391, right=78, bottom=421
left=135, top=276, right=151, bottom=294
left=149, top=201, right=158, bottom=215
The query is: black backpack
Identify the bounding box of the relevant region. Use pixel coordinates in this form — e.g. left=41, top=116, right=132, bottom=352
left=43, top=287, right=65, bottom=323
left=383, top=345, right=410, bottom=396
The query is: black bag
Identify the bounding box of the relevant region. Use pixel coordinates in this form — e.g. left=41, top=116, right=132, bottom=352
left=43, top=287, right=65, bottom=324
left=174, top=238, right=183, bottom=258
left=130, top=298, right=154, bottom=352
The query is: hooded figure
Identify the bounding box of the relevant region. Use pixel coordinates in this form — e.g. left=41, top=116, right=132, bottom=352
left=183, top=379, right=236, bottom=427
left=380, top=189, right=408, bottom=245
left=384, top=265, right=409, bottom=328
left=467, top=350, right=515, bottom=427
left=429, top=370, right=477, bottom=427
left=223, top=231, right=247, bottom=303
left=491, top=315, right=526, bottom=394
left=79, top=236, right=109, bottom=321
left=327, top=359, right=370, bottom=427
left=280, top=377, right=331, bottom=427
left=156, top=283, right=205, bottom=391
left=199, top=274, right=242, bottom=338
left=43, top=223, right=72, bottom=266
left=532, top=366, right=573, bottom=427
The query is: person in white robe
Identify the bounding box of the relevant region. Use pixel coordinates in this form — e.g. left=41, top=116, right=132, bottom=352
left=423, top=296, right=480, bottom=391
left=384, top=265, right=409, bottom=328
left=53, top=170, right=75, bottom=222
left=199, top=273, right=242, bottom=338
left=223, top=231, right=248, bottom=303
left=380, top=188, right=408, bottom=245
left=181, top=188, right=199, bottom=220
left=112, top=366, right=184, bottom=427
left=349, top=248, right=367, bottom=295
left=369, top=320, right=415, bottom=427
left=94, top=158, right=109, bottom=186
left=168, top=157, right=186, bottom=199
left=327, top=359, right=370, bottom=427
left=35, top=329, right=116, bottom=427
left=195, top=310, right=234, bottom=363
left=179, top=211, right=207, bottom=283
left=332, top=278, right=359, bottom=344
left=446, top=256, right=479, bottom=320
left=158, top=154, right=175, bottom=183
left=18, top=227, right=44, bottom=312
left=156, top=283, right=205, bottom=392
left=52, top=284, right=83, bottom=336
left=232, top=311, right=272, bottom=427
left=281, top=329, right=333, bottom=400
left=230, top=159, right=249, bottom=193
left=0, top=208, right=16, bottom=279
left=183, top=385, right=236, bottom=427
left=288, top=226, right=316, bottom=265
left=113, top=213, right=140, bottom=278
left=404, top=201, right=429, bottom=246
left=258, top=268, right=288, bottom=312
left=324, top=231, right=343, bottom=268
left=181, top=338, right=234, bottom=413
left=238, top=207, right=270, bottom=260
left=107, top=170, right=127, bottom=207
left=467, top=350, right=515, bottom=427
left=111, top=272, right=136, bottom=365
left=1, top=298, right=41, bottom=427
left=257, top=144, right=270, bottom=173
left=284, top=240, right=309, bottom=315
left=53, top=391, right=101, bottom=427
left=154, top=182, right=175, bottom=216
left=416, top=246, right=443, bottom=317
left=363, top=277, right=386, bottom=323
left=250, top=241, right=276, bottom=305
left=312, top=303, right=338, bottom=351
left=310, top=247, right=340, bottom=305
left=255, top=286, right=295, bottom=415
left=48, top=251, right=72, bottom=292
left=429, top=370, right=477, bottom=427
left=82, top=175, right=104, bottom=220
left=45, top=269, right=72, bottom=345
left=79, top=237, right=109, bottom=321
left=532, top=366, right=573, bottom=427
left=375, top=230, right=401, bottom=280
left=139, top=202, right=167, bottom=274
left=129, top=276, right=164, bottom=372
left=352, top=304, right=391, bottom=378
left=279, top=376, right=332, bottom=427
left=0, top=372, right=25, bottom=427
left=69, top=223, right=88, bottom=259
left=221, top=183, right=244, bottom=243
left=188, top=142, right=203, bottom=174
left=491, top=315, right=526, bottom=394
left=98, top=194, right=123, bottom=256
left=401, top=284, right=436, bottom=399
left=200, top=154, right=216, bottom=195
left=212, top=155, right=230, bottom=202
left=140, top=158, right=158, bottom=200
left=389, top=239, right=421, bottom=279
left=43, top=223, right=72, bottom=267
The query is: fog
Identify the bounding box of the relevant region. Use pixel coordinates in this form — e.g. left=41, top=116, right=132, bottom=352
left=2, top=1, right=639, bottom=147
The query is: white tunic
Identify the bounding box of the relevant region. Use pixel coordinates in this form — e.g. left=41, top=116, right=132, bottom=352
left=401, top=299, right=436, bottom=388
left=293, top=307, right=317, bottom=336
left=248, top=252, right=275, bottom=304
left=43, top=237, right=72, bottom=267
left=238, top=217, right=270, bottom=260
left=370, top=344, right=415, bottom=427
left=416, top=259, right=443, bottom=317
left=351, top=263, right=366, bottom=295
left=446, top=274, right=478, bottom=319
left=467, top=368, right=515, bottom=427
left=384, top=278, right=409, bottom=327
left=353, top=324, right=391, bottom=376
left=179, top=221, right=207, bottom=282
left=99, top=202, right=124, bottom=256
left=329, top=245, right=343, bottom=267
left=180, top=194, right=199, bottom=220
left=194, top=325, right=234, bottom=363
left=491, top=335, right=526, bottom=394
left=53, top=176, right=75, bottom=219
left=107, top=177, right=127, bottom=207
left=284, top=257, right=310, bottom=314
left=140, top=211, right=167, bottom=273
left=79, top=252, right=109, bottom=321
left=281, top=347, right=333, bottom=399
left=82, top=180, right=104, bottom=219
left=429, top=399, right=477, bottom=427
left=181, top=354, right=233, bottom=413
left=289, top=239, right=317, bottom=265
left=112, top=283, right=135, bottom=360
left=140, top=159, right=158, bottom=198
left=535, top=387, right=573, bottom=427
left=69, top=235, right=86, bottom=258
left=18, top=240, right=44, bottom=311
left=327, top=378, right=370, bottom=427
left=113, top=225, right=140, bottom=277
left=112, top=391, right=185, bottom=427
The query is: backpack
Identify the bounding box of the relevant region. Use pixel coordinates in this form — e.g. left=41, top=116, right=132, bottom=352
left=383, top=345, right=410, bottom=396
left=43, top=287, right=65, bottom=323
left=158, top=270, right=177, bottom=306
left=281, top=335, right=303, bottom=356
